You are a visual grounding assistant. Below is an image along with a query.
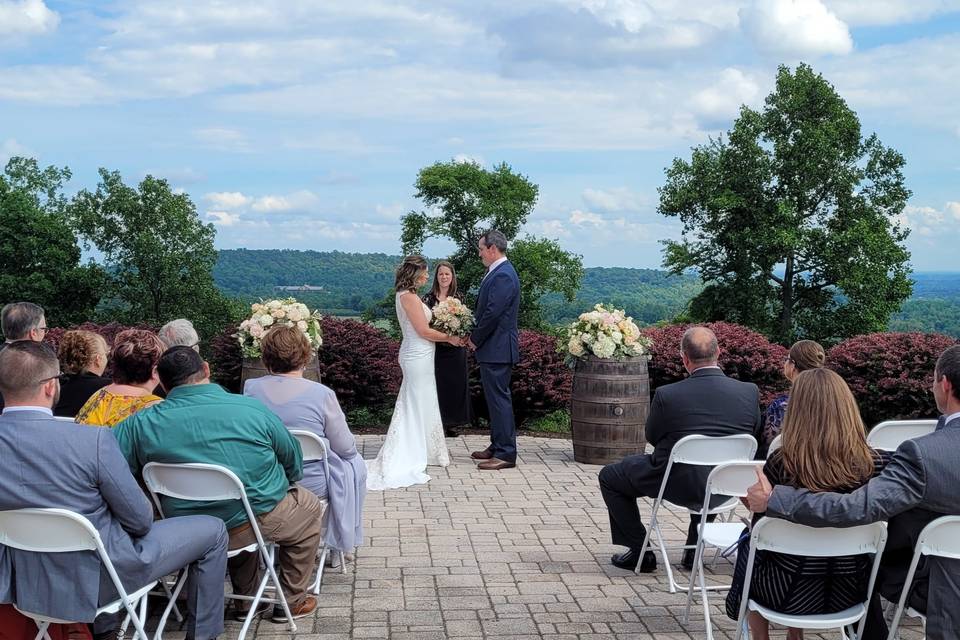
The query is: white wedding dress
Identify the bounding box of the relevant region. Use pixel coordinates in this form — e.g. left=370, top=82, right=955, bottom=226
left=366, top=292, right=449, bottom=490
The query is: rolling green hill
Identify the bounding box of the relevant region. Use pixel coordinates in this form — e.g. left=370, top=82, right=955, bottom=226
left=214, top=249, right=960, bottom=335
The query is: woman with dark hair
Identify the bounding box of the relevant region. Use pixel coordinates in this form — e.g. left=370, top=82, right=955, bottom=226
left=244, top=324, right=367, bottom=556
left=763, top=339, right=826, bottom=444
left=54, top=330, right=111, bottom=417
left=366, top=256, right=459, bottom=490
left=726, top=368, right=892, bottom=640
left=76, top=329, right=164, bottom=427
left=422, top=260, right=472, bottom=437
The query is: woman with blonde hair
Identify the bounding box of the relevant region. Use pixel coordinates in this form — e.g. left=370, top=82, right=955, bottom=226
left=76, top=329, right=164, bottom=427
left=726, top=368, right=891, bottom=640
left=54, top=330, right=111, bottom=417
left=366, top=255, right=460, bottom=490
left=763, top=339, right=826, bottom=445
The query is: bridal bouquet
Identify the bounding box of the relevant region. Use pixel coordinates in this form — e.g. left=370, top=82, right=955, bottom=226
left=237, top=297, right=323, bottom=358
left=562, top=303, right=652, bottom=363
left=430, top=297, right=475, bottom=337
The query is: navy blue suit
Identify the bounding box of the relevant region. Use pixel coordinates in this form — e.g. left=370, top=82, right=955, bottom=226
left=470, top=259, right=520, bottom=462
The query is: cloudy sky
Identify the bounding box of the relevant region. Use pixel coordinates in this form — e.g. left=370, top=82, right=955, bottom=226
left=2, top=0, right=959, bottom=270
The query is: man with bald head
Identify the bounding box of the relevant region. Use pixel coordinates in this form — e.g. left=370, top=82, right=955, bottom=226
left=599, top=326, right=762, bottom=572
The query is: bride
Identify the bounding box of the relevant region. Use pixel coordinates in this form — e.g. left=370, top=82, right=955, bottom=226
left=366, top=255, right=460, bottom=490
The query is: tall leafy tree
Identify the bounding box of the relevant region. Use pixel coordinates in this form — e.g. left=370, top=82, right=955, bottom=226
left=659, top=63, right=912, bottom=343
left=70, top=169, right=241, bottom=338
left=0, top=157, right=104, bottom=328
left=401, top=160, right=582, bottom=329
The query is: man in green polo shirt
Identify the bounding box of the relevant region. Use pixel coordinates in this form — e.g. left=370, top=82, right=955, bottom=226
left=115, top=346, right=323, bottom=621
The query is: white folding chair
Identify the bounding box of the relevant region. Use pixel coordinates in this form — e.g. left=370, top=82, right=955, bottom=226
left=867, top=420, right=937, bottom=451
left=886, top=515, right=960, bottom=640
left=0, top=508, right=157, bottom=640
left=684, top=461, right=766, bottom=640
left=290, top=429, right=347, bottom=594
left=733, top=518, right=887, bottom=640
left=635, top=433, right=758, bottom=594
left=767, top=434, right=782, bottom=457
left=141, top=462, right=297, bottom=640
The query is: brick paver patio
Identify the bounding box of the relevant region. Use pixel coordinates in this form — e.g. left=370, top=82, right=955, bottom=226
left=160, top=434, right=922, bottom=639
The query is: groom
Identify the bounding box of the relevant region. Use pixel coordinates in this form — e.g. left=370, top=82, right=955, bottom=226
left=468, top=229, right=520, bottom=471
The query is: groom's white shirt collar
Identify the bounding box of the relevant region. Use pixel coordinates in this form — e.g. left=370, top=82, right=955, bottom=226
left=486, top=256, right=508, bottom=273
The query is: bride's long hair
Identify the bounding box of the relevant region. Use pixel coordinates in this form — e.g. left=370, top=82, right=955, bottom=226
left=395, top=255, right=428, bottom=292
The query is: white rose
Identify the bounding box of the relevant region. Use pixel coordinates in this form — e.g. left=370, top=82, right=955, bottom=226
left=249, top=323, right=265, bottom=338
left=287, top=308, right=302, bottom=322
left=449, top=318, right=461, bottom=330
left=593, top=336, right=616, bottom=358
left=267, top=300, right=282, bottom=310
left=259, top=314, right=274, bottom=326
left=297, top=320, right=308, bottom=330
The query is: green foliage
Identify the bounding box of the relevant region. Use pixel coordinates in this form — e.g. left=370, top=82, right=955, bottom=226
left=659, top=63, right=913, bottom=344
left=524, top=409, right=571, bottom=434
left=345, top=404, right=394, bottom=429
left=69, top=169, right=241, bottom=339
left=0, top=158, right=104, bottom=327
left=400, top=159, right=583, bottom=329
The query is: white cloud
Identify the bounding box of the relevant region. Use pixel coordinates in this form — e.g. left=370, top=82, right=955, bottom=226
left=0, top=138, right=34, bottom=165
left=375, top=203, right=405, bottom=220
left=570, top=209, right=606, bottom=226
left=206, top=211, right=241, bottom=226
left=582, top=187, right=646, bottom=212
left=0, top=66, right=116, bottom=105
left=204, top=191, right=252, bottom=210
left=193, top=127, right=249, bottom=152
left=250, top=190, right=319, bottom=213
left=0, top=0, right=58, bottom=36
left=894, top=203, right=960, bottom=237
left=453, top=153, right=485, bottom=165
left=824, top=0, right=960, bottom=26
left=692, top=68, right=763, bottom=121
left=946, top=202, right=960, bottom=222
left=740, top=0, right=853, bottom=57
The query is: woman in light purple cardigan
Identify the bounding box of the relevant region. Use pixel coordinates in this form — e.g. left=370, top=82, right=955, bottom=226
left=244, top=326, right=366, bottom=553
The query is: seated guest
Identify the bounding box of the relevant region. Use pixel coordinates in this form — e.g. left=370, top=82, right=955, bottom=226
left=159, top=318, right=200, bottom=351
left=763, top=339, right=825, bottom=445
left=76, top=329, right=163, bottom=427
left=0, top=341, right=228, bottom=640
left=244, top=325, right=367, bottom=556
left=0, top=301, right=48, bottom=411
left=54, top=330, right=111, bottom=417
left=114, top=346, right=322, bottom=621
left=599, top=326, right=762, bottom=572
left=727, top=368, right=892, bottom=640
left=747, top=345, right=960, bottom=640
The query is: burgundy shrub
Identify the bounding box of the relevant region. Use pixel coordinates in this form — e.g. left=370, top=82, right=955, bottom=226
left=470, top=330, right=573, bottom=427
left=641, top=322, right=789, bottom=406
left=828, top=332, right=957, bottom=427
left=316, top=316, right=401, bottom=410
left=208, top=322, right=243, bottom=392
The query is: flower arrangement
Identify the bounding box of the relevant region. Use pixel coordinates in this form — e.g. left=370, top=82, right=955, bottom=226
left=237, top=298, right=323, bottom=358
left=430, top=297, right=475, bottom=337
left=562, top=303, right=653, bottom=363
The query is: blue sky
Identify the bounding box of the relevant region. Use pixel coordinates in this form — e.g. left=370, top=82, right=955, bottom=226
left=2, top=0, right=959, bottom=270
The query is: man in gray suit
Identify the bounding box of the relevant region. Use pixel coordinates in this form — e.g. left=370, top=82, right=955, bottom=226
left=0, top=341, right=229, bottom=640
left=0, top=301, right=49, bottom=411
left=746, top=344, right=960, bottom=640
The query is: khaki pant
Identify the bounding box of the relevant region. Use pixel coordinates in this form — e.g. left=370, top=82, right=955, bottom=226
left=228, top=485, right=324, bottom=606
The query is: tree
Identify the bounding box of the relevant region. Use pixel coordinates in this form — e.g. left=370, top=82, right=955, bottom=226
left=70, top=169, right=241, bottom=339
left=400, top=160, right=583, bottom=329
left=0, top=157, right=104, bottom=328
left=659, top=63, right=912, bottom=344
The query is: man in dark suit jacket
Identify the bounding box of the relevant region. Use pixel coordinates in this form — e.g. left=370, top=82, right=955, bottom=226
left=0, top=341, right=229, bottom=640
left=468, top=229, right=521, bottom=471
left=747, top=344, right=960, bottom=640
left=599, top=326, right=762, bottom=572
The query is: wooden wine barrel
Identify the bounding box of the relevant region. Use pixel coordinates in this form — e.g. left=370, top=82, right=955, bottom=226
left=571, top=355, right=650, bottom=465
left=240, top=355, right=321, bottom=388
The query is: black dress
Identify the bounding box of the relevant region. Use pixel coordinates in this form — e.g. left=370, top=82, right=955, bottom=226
left=54, top=371, right=112, bottom=417
left=423, top=293, right=473, bottom=427
left=725, top=448, right=893, bottom=619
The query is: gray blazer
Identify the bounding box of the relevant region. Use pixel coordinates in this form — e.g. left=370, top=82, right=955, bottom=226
left=0, top=410, right=154, bottom=622
left=767, top=416, right=960, bottom=640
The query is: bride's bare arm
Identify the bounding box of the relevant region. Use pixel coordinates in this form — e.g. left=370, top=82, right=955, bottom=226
left=399, top=292, right=461, bottom=344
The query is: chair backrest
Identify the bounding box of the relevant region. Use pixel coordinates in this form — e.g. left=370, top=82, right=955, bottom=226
left=142, top=462, right=246, bottom=503
left=53, top=416, right=77, bottom=423
left=867, top=420, right=937, bottom=451
left=0, top=508, right=100, bottom=553
left=766, top=434, right=782, bottom=457
left=916, top=515, right=960, bottom=561
left=669, top=434, right=758, bottom=466
left=704, top=461, right=766, bottom=498
left=752, top=517, right=887, bottom=557
left=290, top=430, right=328, bottom=462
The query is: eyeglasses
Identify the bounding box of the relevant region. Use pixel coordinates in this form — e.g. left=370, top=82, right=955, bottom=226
left=784, top=357, right=794, bottom=365
left=36, top=325, right=49, bottom=334
left=36, top=372, right=61, bottom=385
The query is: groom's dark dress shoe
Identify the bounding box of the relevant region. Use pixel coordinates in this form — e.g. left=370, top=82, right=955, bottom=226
left=471, top=448, right=494, bottom=460
left=681, top=548, right=696, bottom=570
left=477, top=457, right=516, bottom=470
left=611, top=549, right=657, bottom=572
